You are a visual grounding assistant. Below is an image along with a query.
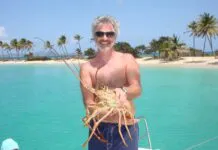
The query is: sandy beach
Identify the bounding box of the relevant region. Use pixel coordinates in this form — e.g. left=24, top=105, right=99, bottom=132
left=0, top=57, right=218, bottom=68
left=136, top=57, right=218, bottom=68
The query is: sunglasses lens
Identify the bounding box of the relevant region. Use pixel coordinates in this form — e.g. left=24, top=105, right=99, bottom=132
left=95, top=32, right=104, bottom=37
left=95, top=31, right=115, bottom=38
left=106, top=32, right=115, bottom=37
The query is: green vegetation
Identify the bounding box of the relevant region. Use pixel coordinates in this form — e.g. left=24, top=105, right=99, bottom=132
left=186, top=12, right=218, bottom=57
left=0, top=38, right=33, bottom=61
left=148, top=35, right=186, bottom=61
left=74, top=34, right=83, bottom=58
left=26, top=53, right=51, bottom=61
left=57, top=35, right=68, bottom=57
left=0, top=12, right=217, bottom=61
left=84, top=48, right=96, bottom=59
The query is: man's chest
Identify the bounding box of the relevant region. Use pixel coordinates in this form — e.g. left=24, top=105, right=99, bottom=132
left=90, top=63, right=127, bottom=88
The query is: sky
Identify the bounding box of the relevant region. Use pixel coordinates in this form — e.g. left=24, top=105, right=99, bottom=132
left=1, top=0, right=218, bottom=53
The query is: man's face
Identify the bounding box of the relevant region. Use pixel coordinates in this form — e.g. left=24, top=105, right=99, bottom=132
left=94, top=23, right=116, bottom=52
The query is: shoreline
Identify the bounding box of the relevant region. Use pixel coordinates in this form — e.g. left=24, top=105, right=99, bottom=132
left=0, top=57, right=218, bottom=68
left=136, top=57, right=218, bottom=68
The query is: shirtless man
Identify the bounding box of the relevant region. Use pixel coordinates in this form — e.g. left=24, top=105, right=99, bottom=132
left=80, top=16, right=141, bottom=150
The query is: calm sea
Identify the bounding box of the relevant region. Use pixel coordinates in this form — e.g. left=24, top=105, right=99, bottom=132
left=0, top=64, right=218, bottom=150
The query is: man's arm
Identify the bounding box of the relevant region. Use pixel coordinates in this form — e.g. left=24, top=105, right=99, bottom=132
left=80, top=63, right=112, bottom=117
left=80, top=63, right=95, bottom=108
left=124, top=54, right=142, bottom=100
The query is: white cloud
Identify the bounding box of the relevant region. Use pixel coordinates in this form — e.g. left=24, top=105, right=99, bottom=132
left=0, top=26, right=7, bottom=38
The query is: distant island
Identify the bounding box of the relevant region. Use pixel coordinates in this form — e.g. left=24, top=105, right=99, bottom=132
left=0, top=12, right=218, bottom=68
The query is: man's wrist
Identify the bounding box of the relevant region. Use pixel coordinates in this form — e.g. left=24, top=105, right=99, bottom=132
left=121, top=87, right=128, bottom=94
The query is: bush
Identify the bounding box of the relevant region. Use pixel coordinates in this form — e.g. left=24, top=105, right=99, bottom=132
left=26, top=56, right=51, bottom=61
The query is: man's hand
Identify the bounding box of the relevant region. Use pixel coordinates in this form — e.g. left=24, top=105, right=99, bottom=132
left=114, top=88, right=128, bottom=105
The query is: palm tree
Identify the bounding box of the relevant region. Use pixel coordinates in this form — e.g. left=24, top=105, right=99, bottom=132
left=134, top=45, right=146, bottom=57
left=90, top=38, right=95, bottom=48
left=149, top=36, right=172, bottom=59
left=10, top=39, right=19, bottom=59
left=171, top=34, right=185, bottom=57
left=0, top=41, right=3, bottom=60
left=74, top=34, right=83, bottom=53
left=44, top=40, right=53, bottom=50
left=74, top=34, right=83, bottom=64
left=57, top=35, right=68, bottom=56
left=84, top=48, right=96, bottom=59
left=2, top=42, right=12, bottom=59
left=149, top=39, right=160, bottom=58
left=43, top=40, right=56, bottom=58
left=75, top=48, right=82, bottom=58
left=26, top=40, right=33, bottom=54
left=19, top=38, right=27, bottom=56
left=197, top=12, right=218, bottom=56
left=187, top=21, right=198, bottom=56
left=160, top=40, right=173, bottom=60
left=114, top=42, right=139, bottom=57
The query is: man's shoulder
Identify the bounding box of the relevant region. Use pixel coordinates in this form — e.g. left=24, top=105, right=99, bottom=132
left=114, top=51, right=134, bottom=60
left=124, top=53, right=134, bottom=59
left=80, top=58, right=97, bottom=70
left=121, top=53, right=135, bottom=62
left=123, top=53, right=138, bottom=67
left=80, top=61, right=91, bottom=71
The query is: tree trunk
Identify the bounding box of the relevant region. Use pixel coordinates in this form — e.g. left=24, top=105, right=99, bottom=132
left=207, top=35, right=214, bottom=57
left=59, top=46, right=65, bottom=57
left=202, top=37, right=206, bottom=57
left=63, top=45, right=69, bottom=58
left=7, top=51, right=10, bottom=59
left=1, top=51, right=3, bottom=60
left=193, top=36, right=196, bottom=56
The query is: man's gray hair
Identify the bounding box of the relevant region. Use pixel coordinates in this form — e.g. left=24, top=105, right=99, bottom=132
left=92, top=15, right=120, bottom=39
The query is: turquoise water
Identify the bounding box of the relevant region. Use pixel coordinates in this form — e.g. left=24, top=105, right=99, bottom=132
left=0, top=64, right=218, bottom=150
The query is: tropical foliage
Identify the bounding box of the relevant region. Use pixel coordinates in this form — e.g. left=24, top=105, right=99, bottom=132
left=74, top=34, right=83, bottom=57
left=57, top=35, right=68, bottom=56
left=187, top=21, right=198, bottom=55
left=0, top=38, right=33, bottom=60
left=1, top=12, right=217, bottom=61
left=114, top=42, right=143, bottom=58
left=148, top=35, right=185, bottom=60
left=84, top=48, right=96, bottom=59
left=187, top=12, right=218, bottom=56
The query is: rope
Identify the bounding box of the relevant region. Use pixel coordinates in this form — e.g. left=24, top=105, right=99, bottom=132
left=184, top=136, right=218, bottom=150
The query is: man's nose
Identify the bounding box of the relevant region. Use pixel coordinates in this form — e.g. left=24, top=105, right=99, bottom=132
left=103, top=34, right=108, bottom=40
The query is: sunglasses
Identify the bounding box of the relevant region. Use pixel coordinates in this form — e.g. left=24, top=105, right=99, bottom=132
left=95, top=31, right=115, bottom=38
